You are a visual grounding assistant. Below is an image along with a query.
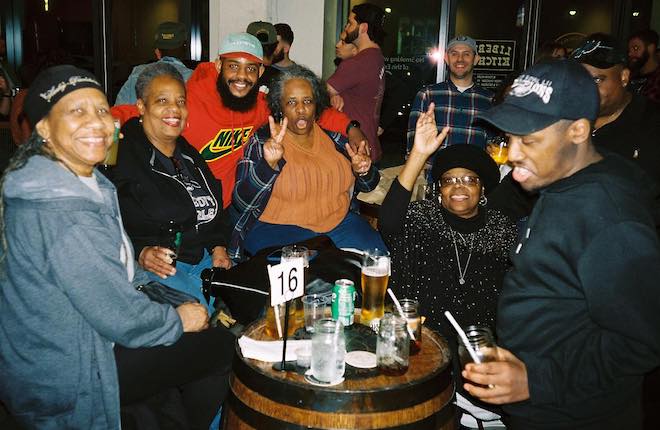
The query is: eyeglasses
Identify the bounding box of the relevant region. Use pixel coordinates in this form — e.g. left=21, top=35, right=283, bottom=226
left=440, top=175, right=481, bottom=187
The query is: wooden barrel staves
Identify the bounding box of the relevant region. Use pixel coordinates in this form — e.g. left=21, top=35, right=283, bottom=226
left=223, top=320, right=455, bottom=429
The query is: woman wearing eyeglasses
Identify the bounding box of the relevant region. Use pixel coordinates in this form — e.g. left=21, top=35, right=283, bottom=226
left=106, top=63, right=231, bottom=314
left=379, top=103, right=517, bottom=426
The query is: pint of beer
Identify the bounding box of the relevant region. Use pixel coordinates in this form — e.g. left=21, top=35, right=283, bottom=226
left=360, top=249, right=390, bottom=325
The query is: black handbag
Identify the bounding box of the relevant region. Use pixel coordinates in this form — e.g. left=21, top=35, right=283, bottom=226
left=135, top=281, right=200, bottom=307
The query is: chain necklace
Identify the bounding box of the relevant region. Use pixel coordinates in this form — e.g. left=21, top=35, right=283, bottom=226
left=450, top=228, right=475, bottom=285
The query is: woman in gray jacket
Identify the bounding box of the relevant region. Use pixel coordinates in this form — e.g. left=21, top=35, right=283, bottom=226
left=0, top=65, right=233, bottom=429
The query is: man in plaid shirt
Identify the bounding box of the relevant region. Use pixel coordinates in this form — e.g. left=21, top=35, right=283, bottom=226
left=407, top=35, right=493, bottom=179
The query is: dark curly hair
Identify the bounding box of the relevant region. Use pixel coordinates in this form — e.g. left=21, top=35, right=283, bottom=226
left=266, top=64, right=330, bottom=121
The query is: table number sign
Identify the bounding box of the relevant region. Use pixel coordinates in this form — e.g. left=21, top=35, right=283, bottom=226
left=267, top=258, right=304, bottom=306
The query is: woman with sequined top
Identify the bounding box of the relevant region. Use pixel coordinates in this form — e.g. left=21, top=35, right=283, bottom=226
left=379, top=103, right=518, bottom=424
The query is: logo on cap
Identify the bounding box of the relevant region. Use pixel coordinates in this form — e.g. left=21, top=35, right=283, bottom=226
left=510, top=75, right=554, bottom=104
left=40, top=76, right=101, bottom=103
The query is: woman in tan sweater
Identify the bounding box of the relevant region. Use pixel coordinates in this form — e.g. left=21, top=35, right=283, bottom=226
left=229, top=65, right=386, bottom=260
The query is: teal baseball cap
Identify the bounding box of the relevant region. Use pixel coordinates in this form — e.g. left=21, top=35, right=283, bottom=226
left=218, top=32, right=264, bottom=63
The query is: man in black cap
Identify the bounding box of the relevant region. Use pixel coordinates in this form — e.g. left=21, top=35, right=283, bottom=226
left=115, top=21, right=192, bottom=105
left=462, top=60, right=660, bottom=429
left=246, top=21, right=281, bottom=90
left=572, top=33, right=660, bottom=230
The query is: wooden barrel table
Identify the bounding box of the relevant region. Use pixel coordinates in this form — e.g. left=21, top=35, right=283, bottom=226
left=223, top=319, right=455, bottom=429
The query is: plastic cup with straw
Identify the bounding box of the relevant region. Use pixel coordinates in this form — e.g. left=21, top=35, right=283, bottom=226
left=387, top=288, right=416, bottom=341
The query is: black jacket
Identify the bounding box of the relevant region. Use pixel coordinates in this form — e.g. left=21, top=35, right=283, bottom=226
left=106, top=118, right=229, bottom=264
left=497, top=153, right=660, bottom=429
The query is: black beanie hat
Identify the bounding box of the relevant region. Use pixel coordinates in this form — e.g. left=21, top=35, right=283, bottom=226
left=430, top=144, right=500, bottom=195
left=24, top=65, right=104, bottom=126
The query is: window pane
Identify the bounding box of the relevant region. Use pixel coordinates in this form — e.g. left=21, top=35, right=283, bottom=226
left=19, top=0, right=95, bottom=83
left=455, top=0, right=524, bottom=92
left=538, top=0, right=616, bottom=50
left=110, top=0, right=202, bottom=103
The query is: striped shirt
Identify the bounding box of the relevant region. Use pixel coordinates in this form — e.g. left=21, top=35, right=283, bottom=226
left=407, top=81, right=493, bottom=176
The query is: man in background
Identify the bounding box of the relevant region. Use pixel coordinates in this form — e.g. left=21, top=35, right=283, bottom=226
left=407, top=35, right=492, bottom=178
left=246, top=21, right=281, bottom=90
left=628, top=29, right=660, bottom=104
left=272, top=23, right=295, bottom=72
left=115, top=21, right=192, bottom=105
left=327, top=3, right=386, bottom=162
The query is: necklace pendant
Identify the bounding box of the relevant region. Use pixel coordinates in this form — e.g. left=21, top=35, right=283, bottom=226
left=459, top=278, right=465, bottom=285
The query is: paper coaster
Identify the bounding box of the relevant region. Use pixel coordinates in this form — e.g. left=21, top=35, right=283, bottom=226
left=345, top=350, right=377, bottom=369
left=304, top=371, right=345, bottom=387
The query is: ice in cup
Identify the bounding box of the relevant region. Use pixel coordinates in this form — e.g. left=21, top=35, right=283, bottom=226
left=360, top=249, right=390, bottom=326
left=302, top=293, right=330, bottom=332
left=281, top=245, right=309, bottom=267
left=311, top=318, right=345, bottom=383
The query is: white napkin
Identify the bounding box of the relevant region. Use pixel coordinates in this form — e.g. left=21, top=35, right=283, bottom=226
left=238, top=336, right=312, bottom=362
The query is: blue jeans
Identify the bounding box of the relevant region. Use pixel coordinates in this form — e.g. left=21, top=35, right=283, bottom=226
left=243, top=211, right=387, bottom=256
left=146, top=250, right=215, bottom=315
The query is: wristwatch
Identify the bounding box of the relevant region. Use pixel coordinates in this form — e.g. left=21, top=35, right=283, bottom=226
left=346, top=120, right=361, bottom=135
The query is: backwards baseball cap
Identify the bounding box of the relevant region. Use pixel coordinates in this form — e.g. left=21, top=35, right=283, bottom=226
left=246, top=21, right=277, bottom=45
left=218, top=32, right=264, bottom=63
left=570, top=34, right=627, bottom=69
left=24, top=65, right=103, bottom=126
left=447, top=35, right=478, bottom=53
left=154, top=21, right=188, bottom=49
left=478, top=59, right=599, bottom=135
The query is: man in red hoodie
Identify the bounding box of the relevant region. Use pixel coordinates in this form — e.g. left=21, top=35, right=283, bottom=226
left=183, top=32, right=365, bottom=208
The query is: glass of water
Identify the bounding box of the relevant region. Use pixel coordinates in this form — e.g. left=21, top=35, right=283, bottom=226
left=311, top=318, right=345, bottom=383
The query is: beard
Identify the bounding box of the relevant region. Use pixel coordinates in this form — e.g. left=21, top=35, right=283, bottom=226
left=216, top=75, right=259, bottom=112
left=344, top=28, right=359, bottom=44
left=629, top=50, right=649, bottom=74
left=272, top=48, right=285, bottom=65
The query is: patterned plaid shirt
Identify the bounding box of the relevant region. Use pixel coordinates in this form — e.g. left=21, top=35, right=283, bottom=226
left=407, top=80, right=493, bottom=175
left=229, top=124, right=380, bottom=261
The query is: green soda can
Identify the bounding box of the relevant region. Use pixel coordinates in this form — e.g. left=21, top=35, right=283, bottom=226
left=331, top=279, right=356, bottom=326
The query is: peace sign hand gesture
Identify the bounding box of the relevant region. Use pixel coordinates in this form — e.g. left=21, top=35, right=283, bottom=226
left=345, top=140, right=372, bottom=176
left=264, top=115, right=288, bottom=170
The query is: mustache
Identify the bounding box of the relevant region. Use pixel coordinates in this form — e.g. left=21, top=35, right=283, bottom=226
left=216, top=75, right=259, bottom=112
left=228, top=78, right=254, bottom=86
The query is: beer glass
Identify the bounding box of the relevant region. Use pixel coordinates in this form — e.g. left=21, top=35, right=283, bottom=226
left=264, top=302, right=299, bottom=338
left=360, top=249, right=390, bottom=326
left=486, top=136, right=508, bottom=165
left=102, top=120, right=121, bottom=167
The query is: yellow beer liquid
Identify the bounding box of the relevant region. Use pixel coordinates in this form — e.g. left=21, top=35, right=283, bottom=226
left=487, top=143, right=508, bottom=165
left=264, top=299, right=302, bottom=338
left=360, top=267, right=389, bottom=324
